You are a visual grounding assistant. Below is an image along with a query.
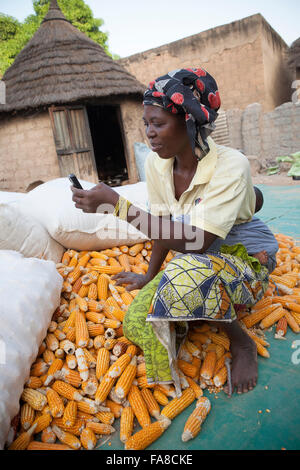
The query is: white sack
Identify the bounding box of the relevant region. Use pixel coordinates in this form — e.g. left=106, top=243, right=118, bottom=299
left=0, top=191, right=25, bottom=204
left=0, top=251, right=63, bottom=449
left=15, top=178, right=149, bottom=251
left=0, top=203, right=65, bottom=263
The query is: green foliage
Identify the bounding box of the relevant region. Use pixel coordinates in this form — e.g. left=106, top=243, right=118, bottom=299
left=0, top=0, right=113, bottom=76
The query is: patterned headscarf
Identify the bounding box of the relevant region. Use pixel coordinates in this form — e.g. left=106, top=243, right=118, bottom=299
left=143, top=68, right=221, bottom=159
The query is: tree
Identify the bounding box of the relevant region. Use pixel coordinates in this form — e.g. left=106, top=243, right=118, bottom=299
left=0, top=0, right=116, bottom=76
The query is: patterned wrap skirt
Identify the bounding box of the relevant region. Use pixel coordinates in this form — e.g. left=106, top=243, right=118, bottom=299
left=123, top=252, right=269, bottom=395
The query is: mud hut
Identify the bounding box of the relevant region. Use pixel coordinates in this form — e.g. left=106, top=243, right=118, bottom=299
left=0, top=0, right=145, bottom=192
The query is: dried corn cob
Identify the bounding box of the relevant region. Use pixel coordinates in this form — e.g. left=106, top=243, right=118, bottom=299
left=77, top=399, right=98, bottom=415
left=20, top=403, right=35, bottom=431
left=106, top=400, right=123, bottom=418
left=206, top=332, right=230, bottom=351
left=60, top=339, right=76, bottom=355
left=44, top=358, right=64, bottom=386
left=21, top=388, right=47, bottom=411
left=140, top=389, right=161, bottom=419
left=182, top=396, right=211, bottom=442
left=137, top=375, right=155, bottom=389
left=104, top=338, right=118, bottom=350
left=26, top=376, right=43, bottom=389
left=184, top=376, right=203, bottom=399
left=87, top=322, right=105, bottom=337
left=62, top=401, right=77, bottom=428
left=74, top=293, right=88, bottom=312
left=89, top=265, right=123, bottom=275
left=41, top=426, right=56, bottom=444
left=52, top=424, right=81, bottom=449
left=96, top=347, right=110, bottom=381
left=45, top=333, right=59, bottom=351
left=95, top=410, right=115, bottom=425
left=55, top=366, right=82, bottom=388
left=153, top=389, right=169, bottom=406
left=81, top=371, right=98, bottom=396
left=128, top=385, right=151, bottom=428
left=115, top=356, right=137, bottom=398
left=8, top=422, right=37, bottom=450
left=128, top=243, right=144, bottom=256
left=125, top=419, right=170, bottom=450
left=285, top=311, right=300, bottom=333
left=86, top=422, right=115, bottom=435
left=120, top=405, right=134, bottom=443
left=161, top=387, right=196, bottom=420
left=66, top=353, right=77, bottom=369
left=103, top=318, right=121, bottom=329
left=95, top=374, right=116, bottom=404
left=155, top=384, right=176, bottom=398
left=118, top=254, right=131, bottom=272
left=185, top=339, right=202, bottom=358
left=107, top=353, right=131, bottom=379
left=43, top=349, right=56, bottom=365
left=52, top=380, right=83, bottom=402
left=242, top=303, right=281, bottom=328
left=200, top=350, right=217, bottom=380
left=93, top=335, right=106, bottom=349
left=213, top=365, right=228, bottom=387
left=75, top=347, right=89, bottom=381
left=32, top=413, right=52, bottom=433
left=87, top=299, right=103, bottom=312
left=260, top=306, right=287, bottom=329
left=28, top=441, right=73, bottom=450
left=275, top=316, right=288, bottom=338
left=75, top=310, right=89, bottom=348
left=46, top=388, right=65, bottom=418
left=52, top=417, right=85, bottom=436
left=177, top=359, right=198, bottom=378
left=80, top=427, right=97, bottom=450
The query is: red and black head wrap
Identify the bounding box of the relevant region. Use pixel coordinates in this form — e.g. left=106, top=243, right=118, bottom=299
left=143, top=68, right=221, bottom=160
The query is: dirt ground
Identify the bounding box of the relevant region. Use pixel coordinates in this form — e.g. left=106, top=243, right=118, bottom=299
left=252, top=172, right=300, bottom=186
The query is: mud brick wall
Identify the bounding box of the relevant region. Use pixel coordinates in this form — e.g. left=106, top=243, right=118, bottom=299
left=119, top=14, right=292, bottom=112
left=0, top=111, right=59, bottom=192
left=226, top=101, right=300, bottom=161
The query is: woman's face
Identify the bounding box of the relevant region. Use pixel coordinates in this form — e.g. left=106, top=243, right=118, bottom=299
left=143, top=105, right=191, bottom=159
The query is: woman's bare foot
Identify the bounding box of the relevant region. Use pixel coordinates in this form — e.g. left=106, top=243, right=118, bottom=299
left=219, top=320, right=258, bottom=397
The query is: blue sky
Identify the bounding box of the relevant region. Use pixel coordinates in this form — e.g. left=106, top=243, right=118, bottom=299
left=0, top=0, right=299, bottom=57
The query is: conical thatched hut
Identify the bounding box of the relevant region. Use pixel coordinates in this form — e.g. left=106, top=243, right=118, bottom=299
left=0, top=0, right=146, bottom=191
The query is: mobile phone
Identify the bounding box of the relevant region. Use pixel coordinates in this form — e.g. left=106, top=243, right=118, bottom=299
left=68, top=173, right=83, bottom=189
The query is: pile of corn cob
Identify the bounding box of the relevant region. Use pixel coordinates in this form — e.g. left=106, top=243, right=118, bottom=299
left=8, top=234, right=300, bottom=450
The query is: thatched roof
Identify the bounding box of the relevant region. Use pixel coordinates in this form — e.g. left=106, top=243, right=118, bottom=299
left=0, top=0, right=145, bottom=113
left=288, top=37, right=300, bottom=69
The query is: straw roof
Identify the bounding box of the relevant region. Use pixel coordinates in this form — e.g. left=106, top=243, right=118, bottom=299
left=0, top=0, right=145, bottom=113
left=288, top=37, right=300, bottom=69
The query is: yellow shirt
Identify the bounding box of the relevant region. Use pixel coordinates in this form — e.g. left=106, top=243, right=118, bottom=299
left=145, top=136, right=256, bottom=239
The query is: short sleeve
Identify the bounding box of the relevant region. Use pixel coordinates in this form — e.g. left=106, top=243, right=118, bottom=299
left=190, top=175, right=255, bottom=239
left=145, top=154, right=170, bottom=217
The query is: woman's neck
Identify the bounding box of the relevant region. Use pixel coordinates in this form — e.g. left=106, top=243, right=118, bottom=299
left=174, top=148, right=198, bottom=174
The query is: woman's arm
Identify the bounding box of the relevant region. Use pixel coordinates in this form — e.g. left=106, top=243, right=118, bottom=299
left=71, top=184, right=218, bottom=255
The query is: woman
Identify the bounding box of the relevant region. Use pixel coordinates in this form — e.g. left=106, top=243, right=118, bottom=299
left=71, top=68, right=270, bottom=397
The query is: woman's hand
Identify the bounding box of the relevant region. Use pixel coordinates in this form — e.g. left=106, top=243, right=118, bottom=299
left=111, top=272, right=149, bottom=291
left=71, top=183, right=119, bottom=213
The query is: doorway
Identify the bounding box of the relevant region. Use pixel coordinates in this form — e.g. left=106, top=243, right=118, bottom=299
left=87, top=105, right=128, bottom=186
